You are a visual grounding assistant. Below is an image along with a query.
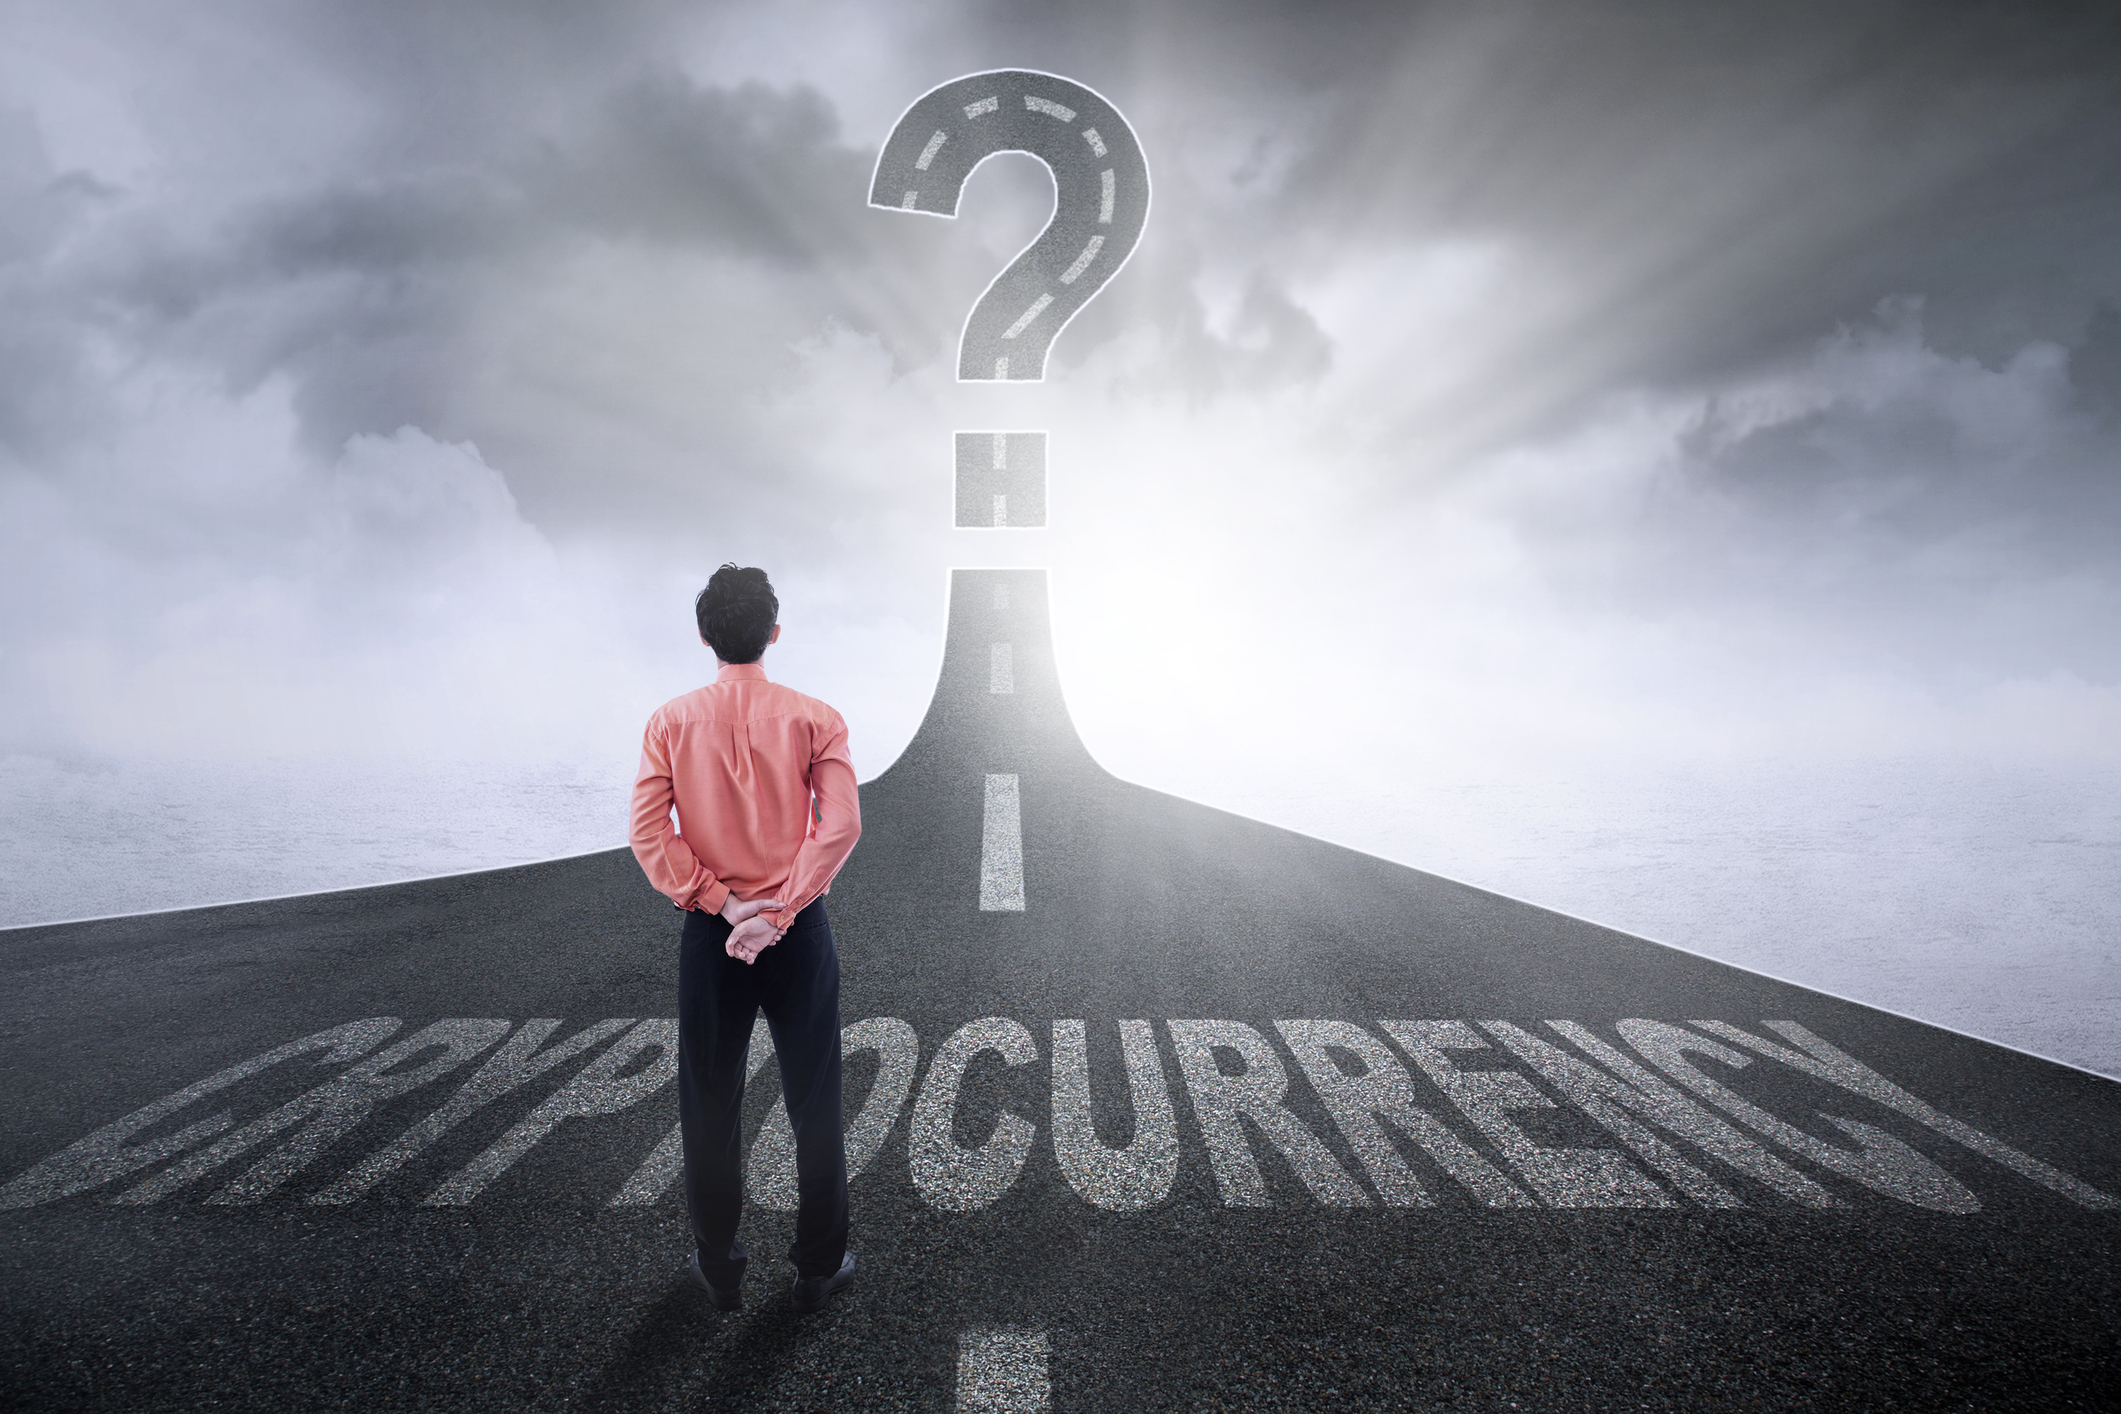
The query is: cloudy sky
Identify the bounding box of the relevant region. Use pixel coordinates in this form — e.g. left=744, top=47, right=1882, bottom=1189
left=3, top=0, right=2119, bottom=1002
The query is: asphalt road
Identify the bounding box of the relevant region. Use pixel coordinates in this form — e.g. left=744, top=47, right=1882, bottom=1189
left=3, top=569, right=2117, bottom=1412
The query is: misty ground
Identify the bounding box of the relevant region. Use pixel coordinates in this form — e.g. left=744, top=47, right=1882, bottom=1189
left=5, top=750, right=2113, bottom=1078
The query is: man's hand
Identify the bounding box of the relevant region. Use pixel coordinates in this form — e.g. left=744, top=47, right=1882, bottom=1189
left=718, top=894, right=786, bottom=963
left=727, top=913, right=785, bottom=964
left=719, top=894, right=781, bottom=927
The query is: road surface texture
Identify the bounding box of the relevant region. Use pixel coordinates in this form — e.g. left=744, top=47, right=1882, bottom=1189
left=3, top=570, right=2117, bottom=1412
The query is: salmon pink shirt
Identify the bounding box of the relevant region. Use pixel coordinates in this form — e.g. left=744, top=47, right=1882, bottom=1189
left=629, top=662, right=861, bottom=931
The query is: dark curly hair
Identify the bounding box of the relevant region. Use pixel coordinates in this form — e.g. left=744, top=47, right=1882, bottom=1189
left=695, top=564, right=779, bottom=663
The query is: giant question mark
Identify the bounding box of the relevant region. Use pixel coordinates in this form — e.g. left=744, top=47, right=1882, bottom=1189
left=871, top=70, right=1149, bottom=526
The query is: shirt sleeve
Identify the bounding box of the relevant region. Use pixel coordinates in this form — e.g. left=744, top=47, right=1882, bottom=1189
left=760, top=706, right=861, bottom=929
left=628, top=716, right=731, bottom=916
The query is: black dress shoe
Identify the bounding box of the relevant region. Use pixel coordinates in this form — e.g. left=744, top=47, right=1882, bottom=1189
left=789, top=1251, right=855, bottom=1313
left=690, top=1250, right=742, bottom=1311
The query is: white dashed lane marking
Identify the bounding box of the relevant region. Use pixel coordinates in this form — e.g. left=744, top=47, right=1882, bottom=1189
left=979, top=774, right=1026, bottom=911
left=953, top=432, right=1044, bottom=528
left=963, top=95, right=999, bottom=118
left=915, top=130, right=947, bottom=170
left=1059, top=235, right=1105, bottom=285
left=1023, top=94, right=1076, bottom=122
left=1001, top=293, right=1053, bottom=341
left=990, top=643, right=1014, bottom=694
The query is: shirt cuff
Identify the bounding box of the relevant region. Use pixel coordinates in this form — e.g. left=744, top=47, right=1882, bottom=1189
left=764, top=878, right=832, bottom=930
left=693, top=879, right=731, bottom=916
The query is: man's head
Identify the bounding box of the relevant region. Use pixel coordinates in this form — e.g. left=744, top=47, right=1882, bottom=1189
left=695, top=564, right=779, bottom=664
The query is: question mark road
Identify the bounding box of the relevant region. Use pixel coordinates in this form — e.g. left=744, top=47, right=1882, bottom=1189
left=874, top=70, right=1150, bottom=532
left=871, top=69, right=1149, bottom=384
left=3, top=569, right=2119, bottom=1411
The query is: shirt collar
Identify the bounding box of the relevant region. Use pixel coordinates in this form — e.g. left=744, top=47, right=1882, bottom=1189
left=716, top=662, right=770, bottom=683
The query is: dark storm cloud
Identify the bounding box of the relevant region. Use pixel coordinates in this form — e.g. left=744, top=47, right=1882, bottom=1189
left=536, top=79, right=867, bottom=258
left=2075, top=305, right=2121, bottom=418
left=16, top=0, right=2121, bottom=446
left=0, top=103, right=138, bottom=458
left=27, top=76, right=882, bottom=454
left=7, top=0, right=2119, bottom=635
left=953, top=0, right=2121, bottom=394
left=4, top=7, right=1350, bottom=472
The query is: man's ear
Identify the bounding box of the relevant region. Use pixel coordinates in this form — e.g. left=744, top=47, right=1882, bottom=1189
left=769, top=624, right=782, bottom=644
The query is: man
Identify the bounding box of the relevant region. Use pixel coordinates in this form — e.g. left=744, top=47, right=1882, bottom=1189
left=629, top=563, right=862, bottom=1314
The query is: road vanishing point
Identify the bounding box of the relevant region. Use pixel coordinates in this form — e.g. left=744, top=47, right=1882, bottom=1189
left=3, top=568, right=2117, bottom=1411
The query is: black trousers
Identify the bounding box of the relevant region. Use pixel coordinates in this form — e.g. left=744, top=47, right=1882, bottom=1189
left=678, top=900, right=849, bottom=1284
